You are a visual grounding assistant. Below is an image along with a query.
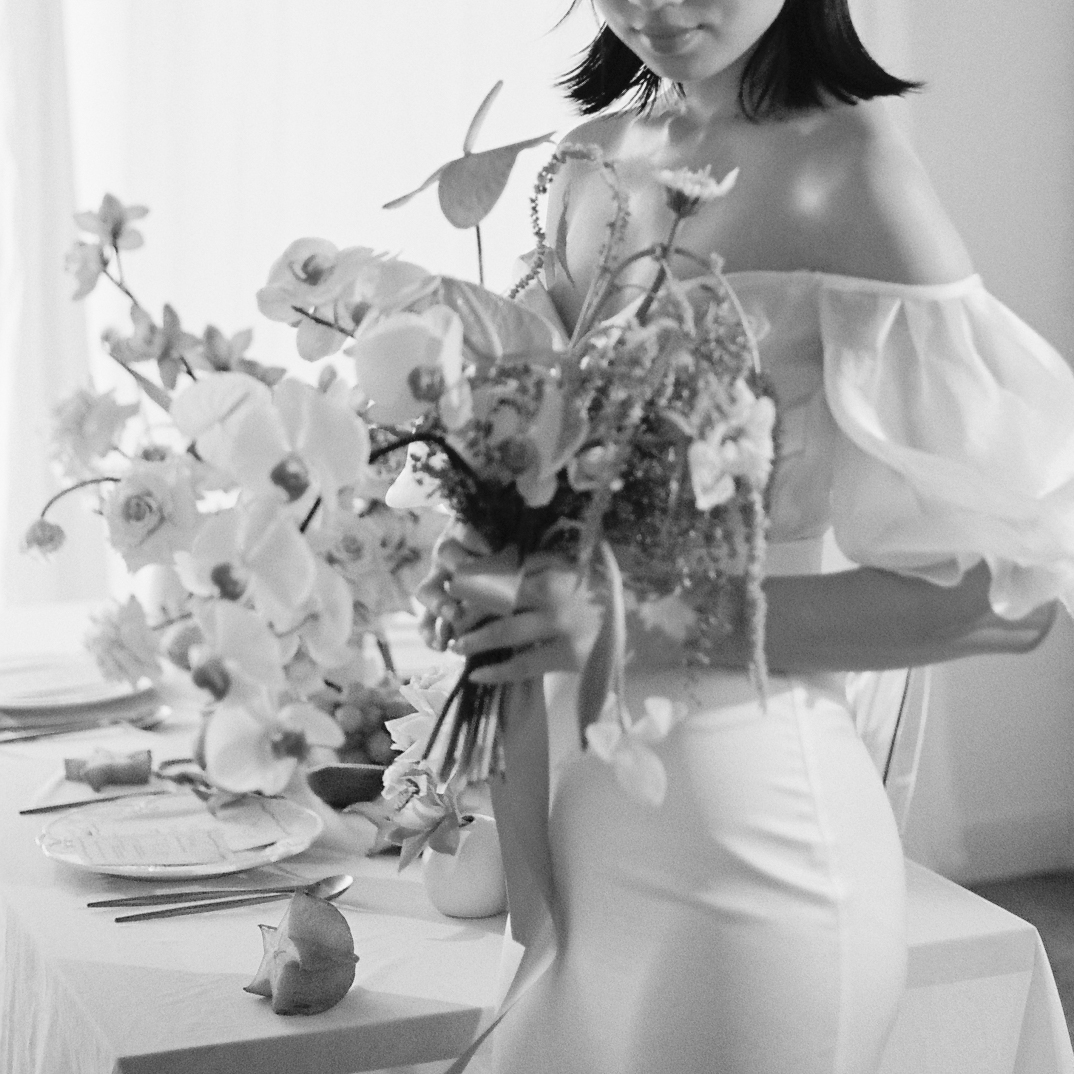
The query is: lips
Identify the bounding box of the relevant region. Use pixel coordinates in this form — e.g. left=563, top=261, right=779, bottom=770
left=635, top=25, right=702, bottom=56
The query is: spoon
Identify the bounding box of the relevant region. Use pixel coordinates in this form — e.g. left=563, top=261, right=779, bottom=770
left=112, top=873, right=355, bottom=923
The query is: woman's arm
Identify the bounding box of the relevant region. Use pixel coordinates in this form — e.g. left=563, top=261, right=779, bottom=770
left=436, top=550, right=1057, bottom=682
left=741, top=562, right=1057, bottom=674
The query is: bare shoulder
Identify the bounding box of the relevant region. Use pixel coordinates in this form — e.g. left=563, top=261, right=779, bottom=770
left=545, top=113, right=629, bottom=216
left=786, top=100, right=975, bottom=284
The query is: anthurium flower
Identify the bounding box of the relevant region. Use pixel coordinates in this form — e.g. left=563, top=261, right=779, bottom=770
left=383, top=442, right=451, bottom=512
left=65, top=241, right=108, bottom=299
left=74, top=193, right=148, bottom=250
left=103, top=457, right=200, bottom=572
left=584, top=696, right=686, bottom=806
left=175, top=499, right=317, bottom=622
left=84, top=596, right=163, bottom=687
left=346, top=306, right=467, bottom=427
left=202, top=698, right=344, bottom=795
left=51, top=387, right=139, bottom=479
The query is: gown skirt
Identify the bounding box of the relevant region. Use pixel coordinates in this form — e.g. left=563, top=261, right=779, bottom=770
left=491, top=667, right=908, bottom=1074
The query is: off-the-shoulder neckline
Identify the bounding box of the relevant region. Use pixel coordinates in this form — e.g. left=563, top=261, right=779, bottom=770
left=725, top=269, right=983, bottom=299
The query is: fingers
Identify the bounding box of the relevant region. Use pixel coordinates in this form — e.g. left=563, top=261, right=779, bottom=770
left=467, top=642, right=564, bottom=684
left=453, top=610, right=557, bottom=658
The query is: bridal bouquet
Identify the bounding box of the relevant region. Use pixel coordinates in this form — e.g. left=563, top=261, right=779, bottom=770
left=24, top=194, right=437, bottom=795
left=260, top=85, right=776, bottom=824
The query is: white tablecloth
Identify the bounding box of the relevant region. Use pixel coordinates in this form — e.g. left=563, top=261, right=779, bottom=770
left=1, top=603, right=1071, bottom=1073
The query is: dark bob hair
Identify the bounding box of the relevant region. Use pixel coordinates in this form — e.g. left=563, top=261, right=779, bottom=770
left=560, top=0, right=922, bottom=120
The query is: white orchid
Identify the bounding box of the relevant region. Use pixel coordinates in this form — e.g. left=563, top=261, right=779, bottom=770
left=182, top=498, right=312, bottom=605
left=202, top=698, right=344, bottom=795
left=172, top=373, right=370, bottom=516
left=346, top=305, right=468, bottom=428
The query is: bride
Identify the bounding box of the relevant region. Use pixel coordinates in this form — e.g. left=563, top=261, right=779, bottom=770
left=416, top=0, right=1073, bottom=1071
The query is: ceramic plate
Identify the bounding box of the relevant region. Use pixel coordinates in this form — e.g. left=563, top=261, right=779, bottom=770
left=38, top=791, right=324, bottom=879
left=0, top=653, right=155, bottom=713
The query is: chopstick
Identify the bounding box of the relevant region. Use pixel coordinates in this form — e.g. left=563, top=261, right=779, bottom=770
left=88, top=882, right=307, bottom=907
left=113, top=891, right=298, bottom=923
left=20, top=789, right=174, bottom=815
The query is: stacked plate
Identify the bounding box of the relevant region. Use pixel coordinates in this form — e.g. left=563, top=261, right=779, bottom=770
left=0, top=653, right=160, bottom=743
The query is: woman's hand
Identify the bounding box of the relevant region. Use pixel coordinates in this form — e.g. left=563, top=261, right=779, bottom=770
left=414, top=526, right=606, bottom=684
left=413, top=521, right=492, bottom=652
left=452, top=555, right=606, bottom=684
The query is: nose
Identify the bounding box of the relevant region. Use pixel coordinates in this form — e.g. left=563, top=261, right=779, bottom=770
left=628, top=0, right=686, bottom=10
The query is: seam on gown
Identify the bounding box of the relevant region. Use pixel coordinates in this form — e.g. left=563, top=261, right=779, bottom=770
left=724, top=268, right=982, bottom=300
left=787, top=684, right=849, bottom=1074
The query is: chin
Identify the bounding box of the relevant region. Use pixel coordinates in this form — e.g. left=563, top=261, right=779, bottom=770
left=630, top=32, right=740, bottom=86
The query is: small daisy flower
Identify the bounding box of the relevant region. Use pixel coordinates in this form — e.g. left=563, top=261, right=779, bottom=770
left=658, top=165, right=739, bottom=217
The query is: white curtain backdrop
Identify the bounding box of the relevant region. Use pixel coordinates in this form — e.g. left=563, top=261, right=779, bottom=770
left=0, top=0, right=109, bottom=607
left=62, top=0, right=596, bottom=377
left=0, top=0, right=596, bottom=610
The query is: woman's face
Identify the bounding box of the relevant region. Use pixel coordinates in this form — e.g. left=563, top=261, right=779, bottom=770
left=594, top=0, right=788, bottom=86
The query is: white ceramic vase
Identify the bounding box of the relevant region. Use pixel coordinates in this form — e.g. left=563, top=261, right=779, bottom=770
left=421, top=814, right=507, bottom=919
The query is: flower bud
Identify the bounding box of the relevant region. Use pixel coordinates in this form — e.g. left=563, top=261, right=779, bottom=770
left=22, top=518, right=66, bottom=556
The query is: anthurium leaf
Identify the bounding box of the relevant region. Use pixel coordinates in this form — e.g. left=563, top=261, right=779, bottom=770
left=462, top=80, right=503, bottom=155
left=438, top=133, right=555, bottom=229
left=401, top=275, right=563, bottom=369
left=382, top=162, right=450, bottom=211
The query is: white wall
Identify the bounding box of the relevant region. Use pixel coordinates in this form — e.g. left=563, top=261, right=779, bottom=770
left=896, top=0, right=1074, bottom=884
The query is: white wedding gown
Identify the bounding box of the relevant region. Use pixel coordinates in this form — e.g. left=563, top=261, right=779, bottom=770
left=484, top=271, right=1074, bottom=1074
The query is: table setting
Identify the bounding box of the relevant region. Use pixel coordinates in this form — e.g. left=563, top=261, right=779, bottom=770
left=0, top=604, right=512, bottom=1074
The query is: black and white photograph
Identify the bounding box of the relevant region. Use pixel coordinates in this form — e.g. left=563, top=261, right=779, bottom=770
left=0, top=2, right=1072, bottom=1072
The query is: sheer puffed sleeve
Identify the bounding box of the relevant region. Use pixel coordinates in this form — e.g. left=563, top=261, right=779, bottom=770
left=820, top=274, right=1074, bottom=618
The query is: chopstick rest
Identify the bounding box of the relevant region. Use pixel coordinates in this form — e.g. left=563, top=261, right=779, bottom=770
left=65, top=749, right=152, bottom=792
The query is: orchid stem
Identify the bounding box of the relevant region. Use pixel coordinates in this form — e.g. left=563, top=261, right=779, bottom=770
left=104, top=260, right=144, bottom=313
left=475, top=225, right=485, bottom=287
left=40, top=476, right=121, bottom=518
left=293, top=307, right=357, bottom=340
left=375, top=636, right=396, bottom=676
left=299, top=496, right=322, bottom=533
